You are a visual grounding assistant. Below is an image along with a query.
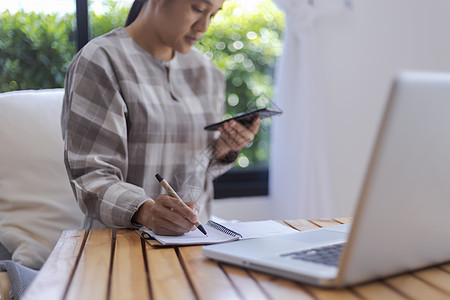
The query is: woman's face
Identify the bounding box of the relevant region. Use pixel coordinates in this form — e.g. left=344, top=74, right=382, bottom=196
left=150, top=0, right=224, bottom=55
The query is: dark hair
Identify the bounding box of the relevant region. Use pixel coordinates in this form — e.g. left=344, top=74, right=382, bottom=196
left=125, top=0, right=148, bottom=26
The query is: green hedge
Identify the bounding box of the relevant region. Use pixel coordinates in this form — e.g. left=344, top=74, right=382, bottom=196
left=0, top=0, right=284, bottom=167
left=0, top=10, right=76, bottom=91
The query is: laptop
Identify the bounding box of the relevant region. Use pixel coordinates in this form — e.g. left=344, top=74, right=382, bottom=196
left=203, top=71, right=450, bottom=287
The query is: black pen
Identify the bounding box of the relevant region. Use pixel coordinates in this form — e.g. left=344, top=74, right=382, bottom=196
left=155, top=173, right=207, bottom=236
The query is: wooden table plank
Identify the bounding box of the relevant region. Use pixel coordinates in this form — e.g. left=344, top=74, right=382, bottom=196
left=309, top=218, right=342, bottom=227
left=145, top=244, right=196, bottom=300
left=65, top=229, right=113, bottom=300
left=178, top=246, right=241, bottom=300
left=284, top=219, right=320, bottom=231
left=440, top=263, right=450, bottom=273
left=220, top=264, right=269, bottom=299
left=334, top=217, right=353, bottom=224
left=110, top=229, right=150, bottom=300
left=351, top=281, right=407, bottom=300
left=384, top=273, right=450, bottom=300
left=304, top=286, right=361, bottom=300
left=249, top=270, right=314, bottom=299
left=413, top=267, right=450, bottom=295
left=23, top=230, right=86, bottom=300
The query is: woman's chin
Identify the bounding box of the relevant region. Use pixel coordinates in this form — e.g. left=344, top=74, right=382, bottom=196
left=177, top=45, right=193, bottom=54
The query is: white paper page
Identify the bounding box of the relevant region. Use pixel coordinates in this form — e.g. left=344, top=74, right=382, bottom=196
left=217, top=220, right=297, bottom=240
left=142, top=220, right=297, bottom=245
left=142, top=224, right=238, bottom=246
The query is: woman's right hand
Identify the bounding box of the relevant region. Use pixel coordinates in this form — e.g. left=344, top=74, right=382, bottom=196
left=132, top=196, right=199, bottom=235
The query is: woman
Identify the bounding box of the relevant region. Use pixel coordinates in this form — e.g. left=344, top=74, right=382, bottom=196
left=61, top=0, right=260, bottom=235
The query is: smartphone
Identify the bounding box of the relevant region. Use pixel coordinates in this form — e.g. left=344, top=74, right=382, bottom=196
left=204, top=108, right=283, bottom=131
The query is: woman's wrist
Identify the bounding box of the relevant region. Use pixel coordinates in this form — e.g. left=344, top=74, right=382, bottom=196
left=216, top=149, right=239, bottom=164
left=213, top=138, right=239, bottom=162
left=132, top=200, right=155, bottom=228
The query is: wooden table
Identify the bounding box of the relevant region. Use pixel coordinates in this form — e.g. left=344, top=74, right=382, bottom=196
left=24, top=218, right=450, bottom=300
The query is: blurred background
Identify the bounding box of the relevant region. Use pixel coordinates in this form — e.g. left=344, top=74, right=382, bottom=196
left=0, top=0, right=283, bottom=172
left=4, top=0, right=450, bottom=221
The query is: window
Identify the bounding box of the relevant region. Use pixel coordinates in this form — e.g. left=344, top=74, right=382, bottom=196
left=195, top=1, right=283, bottom=197
left=0, top=0, right=284, bottom=198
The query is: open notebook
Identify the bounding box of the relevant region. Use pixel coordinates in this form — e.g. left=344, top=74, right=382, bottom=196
left=138, top=220, right=297, bottom=246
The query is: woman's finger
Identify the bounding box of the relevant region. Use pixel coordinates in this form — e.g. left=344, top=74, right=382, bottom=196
left=223, top=121, right=254, bottom=148
left=153, top=195, right=198, bottom=231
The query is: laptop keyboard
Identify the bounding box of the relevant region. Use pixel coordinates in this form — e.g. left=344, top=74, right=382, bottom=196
left=280, top=243, right=346, bottom=267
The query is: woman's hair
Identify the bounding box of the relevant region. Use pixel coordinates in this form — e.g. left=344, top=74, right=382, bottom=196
left=125, top=0, right=148, bottom=26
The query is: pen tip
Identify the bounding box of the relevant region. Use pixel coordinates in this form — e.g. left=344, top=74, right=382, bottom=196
left=155, top=173, right=163, bottom=182
left=197, top=224, right=208, bottom=236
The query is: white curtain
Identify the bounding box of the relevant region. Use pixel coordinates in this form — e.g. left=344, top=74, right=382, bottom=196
left=269, top=0, right=350, bottom=219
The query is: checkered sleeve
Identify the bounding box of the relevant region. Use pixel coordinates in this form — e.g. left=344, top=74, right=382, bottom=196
left=205, top=76, right=238, bottom=178
left=62, top=46, right=149, bottom=228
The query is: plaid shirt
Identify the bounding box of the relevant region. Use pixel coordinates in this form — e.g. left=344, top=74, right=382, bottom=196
left=62, top=28, right=233, bottom=229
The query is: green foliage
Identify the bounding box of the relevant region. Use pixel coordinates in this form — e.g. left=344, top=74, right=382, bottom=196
left=0, top=10, right=76, bottom=92
left=197, top=0, right=284, bottom=167
left=89, top=0, right=129, bottom=38
left=0, top=0, right=284, bottom=167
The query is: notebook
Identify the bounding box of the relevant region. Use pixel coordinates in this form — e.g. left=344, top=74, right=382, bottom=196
left=139, top=220, right=297, bottom=246
left=203, top=71, right=450, bottom=287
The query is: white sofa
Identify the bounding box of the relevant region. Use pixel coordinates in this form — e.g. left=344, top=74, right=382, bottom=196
left=0, top=89, right=84, bottom=271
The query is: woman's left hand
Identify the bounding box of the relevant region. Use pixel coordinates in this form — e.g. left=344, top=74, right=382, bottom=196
left=214, top=117, right=261, bottom=160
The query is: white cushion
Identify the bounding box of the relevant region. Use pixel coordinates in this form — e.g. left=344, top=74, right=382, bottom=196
left=0, top=89, right=84, bottom=269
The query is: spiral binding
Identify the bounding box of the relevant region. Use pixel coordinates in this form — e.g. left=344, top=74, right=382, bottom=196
left=207, top=220, right=243, bottom=238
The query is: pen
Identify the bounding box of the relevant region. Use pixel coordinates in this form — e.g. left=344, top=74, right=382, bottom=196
left=155, top=173, right=208, bottom=236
